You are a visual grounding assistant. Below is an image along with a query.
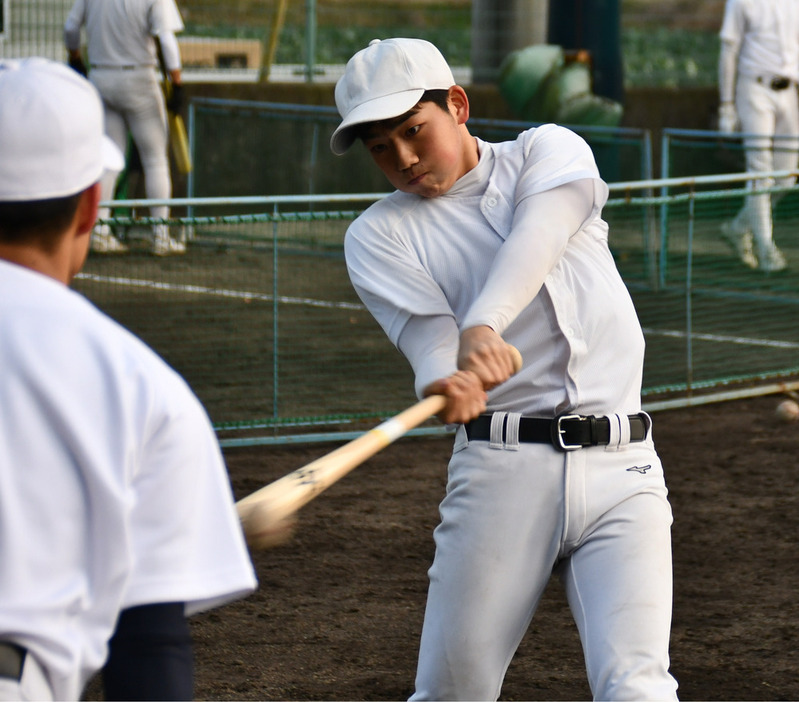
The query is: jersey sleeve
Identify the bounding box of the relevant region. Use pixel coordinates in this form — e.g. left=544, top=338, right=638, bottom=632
left=719, top=0, right=744, bottom=48
left=150, top=0, right=185, bottom=36
left=344, top=202, right=457, bottom=346
left=397, top=314, right=460, bottom=399
left=163, top=0, right=185, bottom=32
left=513, top=124, right=604, bottom=198
left=121, top=366, right=256, bottom=615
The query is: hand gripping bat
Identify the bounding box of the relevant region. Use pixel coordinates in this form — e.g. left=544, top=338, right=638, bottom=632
left=237, top=345, right=523, bottom=549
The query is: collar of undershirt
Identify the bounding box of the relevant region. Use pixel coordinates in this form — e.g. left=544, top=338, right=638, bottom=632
left=444, top=136, right=494, bottom=198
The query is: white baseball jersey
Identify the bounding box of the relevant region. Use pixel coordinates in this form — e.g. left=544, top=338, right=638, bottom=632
left=0, top=260, right=257, bottom=701
left=720, top=0, right=799, bottom=81
left=64, top=0, right=183, bottom=69
left=345, top=125, right=646, bottom=416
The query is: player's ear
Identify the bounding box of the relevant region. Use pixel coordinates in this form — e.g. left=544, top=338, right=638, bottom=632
left=447, top=86, right=470, bottom=125
left=67, top=183, right=101, bottom=282
left=75, top=182, right=101, bottom=236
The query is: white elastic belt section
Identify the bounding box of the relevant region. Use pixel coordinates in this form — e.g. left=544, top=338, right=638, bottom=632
left=605, top=413, right=631, bottom=451
left=489, top=412, right=507, bottom=449
left=487, top=411, right=521, bottom=450
left=504, top=412, right=521, bottom=451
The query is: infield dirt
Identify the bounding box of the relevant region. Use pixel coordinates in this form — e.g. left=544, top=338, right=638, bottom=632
left=84, top=393, right=799, bottom=700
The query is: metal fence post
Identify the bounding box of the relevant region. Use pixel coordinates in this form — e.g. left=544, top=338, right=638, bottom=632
left=305, top=0, right=317, bottom=83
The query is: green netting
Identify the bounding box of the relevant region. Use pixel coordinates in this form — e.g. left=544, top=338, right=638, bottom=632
left=74, top=177, right=799, bottom=444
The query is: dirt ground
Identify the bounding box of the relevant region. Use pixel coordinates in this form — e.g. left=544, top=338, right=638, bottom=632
left=81, top=393, right=799, bottom=701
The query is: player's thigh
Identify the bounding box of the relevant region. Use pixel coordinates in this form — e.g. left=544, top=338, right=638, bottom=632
left=103, top=109, right=128, bottom=154
left=430, top=437, right=565, bottom=614
left=560, top=476, right=675, bottom=700
left=413, top=439, right=566, bottom=700
left=125, top=72, right=168, bottom=162
left=773, top=93, right=799, bottom=173
left=738, top=82, right=778, bottom=171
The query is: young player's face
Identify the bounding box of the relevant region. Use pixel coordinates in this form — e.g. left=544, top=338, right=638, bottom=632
left=361, top=87, right=477, bottom=198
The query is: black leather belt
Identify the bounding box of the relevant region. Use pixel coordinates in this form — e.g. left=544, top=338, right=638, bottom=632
left=0, top=642, right=26, bottom=681
left=756, top=75, right=792, bottom=91
left=465, top=413, right=649, bottom=451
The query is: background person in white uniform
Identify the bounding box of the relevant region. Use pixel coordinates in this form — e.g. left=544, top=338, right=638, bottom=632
left=64, top=0, right=187, bottom=256
left=331, top=38, right=678, bottom=701
left=718, top=0, right=799, bottom=273
left=0, top=58, right=257, bottom=701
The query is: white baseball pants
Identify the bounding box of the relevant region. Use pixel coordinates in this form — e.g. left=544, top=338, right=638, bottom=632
left=90, top=67, right=171, bottom=234
left=410, top=422, right=678, bottom=701
left=733, top=76, right=799, bottom=256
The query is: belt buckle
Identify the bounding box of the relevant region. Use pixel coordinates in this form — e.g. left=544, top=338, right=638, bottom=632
left=551, top=414, right=583, bottom=451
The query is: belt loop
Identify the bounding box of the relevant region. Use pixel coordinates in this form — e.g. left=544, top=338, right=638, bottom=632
left=606, top=414, right=620, bottom=450
left=605, top=413, right=631, bottom=451
left=489, top=412, right=507, bottom=449
left=504, top=412, right=521, bottom=451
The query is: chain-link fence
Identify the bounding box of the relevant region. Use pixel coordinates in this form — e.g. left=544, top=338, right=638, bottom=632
left=75, top=171, right=799, bottom=446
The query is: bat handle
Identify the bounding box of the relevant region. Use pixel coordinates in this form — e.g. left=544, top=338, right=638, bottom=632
left=508, top=344, right=523, bottom=374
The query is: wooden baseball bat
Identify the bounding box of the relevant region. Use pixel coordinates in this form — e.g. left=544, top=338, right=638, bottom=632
left=168, top=110, right=192, bottom=174
left=237, top=345, right=523, bottom=549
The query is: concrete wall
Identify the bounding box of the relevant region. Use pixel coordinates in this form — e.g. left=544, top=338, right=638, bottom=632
left=182, top=80, right=720, bottom=132
left=168, top=80, right=719, bottom=195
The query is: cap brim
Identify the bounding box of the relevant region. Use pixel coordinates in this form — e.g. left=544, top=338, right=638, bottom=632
left=330, top=88, right=425, bottom=155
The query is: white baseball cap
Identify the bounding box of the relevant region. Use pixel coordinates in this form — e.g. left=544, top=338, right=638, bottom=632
left=330, top=38, right=456, bottom=155
left=0, top=57, right=124, bottom=202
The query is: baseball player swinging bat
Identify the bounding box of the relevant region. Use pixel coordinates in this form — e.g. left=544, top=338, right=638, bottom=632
left=237, top=345, right=523, bottom=549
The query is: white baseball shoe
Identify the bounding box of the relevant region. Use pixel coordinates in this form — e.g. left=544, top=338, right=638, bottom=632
left=151, top=224, right=186, bottom=256
left=720, top=221, right=757, bottom=269
left=758, top=244, right=787, bottom=273
left=152, top=235, right=187, bottom=256
left=90, top=227, right=128, bottom=254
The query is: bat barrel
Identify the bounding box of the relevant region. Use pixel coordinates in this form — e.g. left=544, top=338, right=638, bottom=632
left=237, top=344, right=522, bottom=549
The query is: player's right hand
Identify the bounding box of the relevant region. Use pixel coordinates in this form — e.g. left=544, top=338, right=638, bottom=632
left=424, top=371, right=487, bottom=425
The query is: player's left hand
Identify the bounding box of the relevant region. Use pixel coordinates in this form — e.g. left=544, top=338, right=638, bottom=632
left=458, top=326, right=518, bottom=390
